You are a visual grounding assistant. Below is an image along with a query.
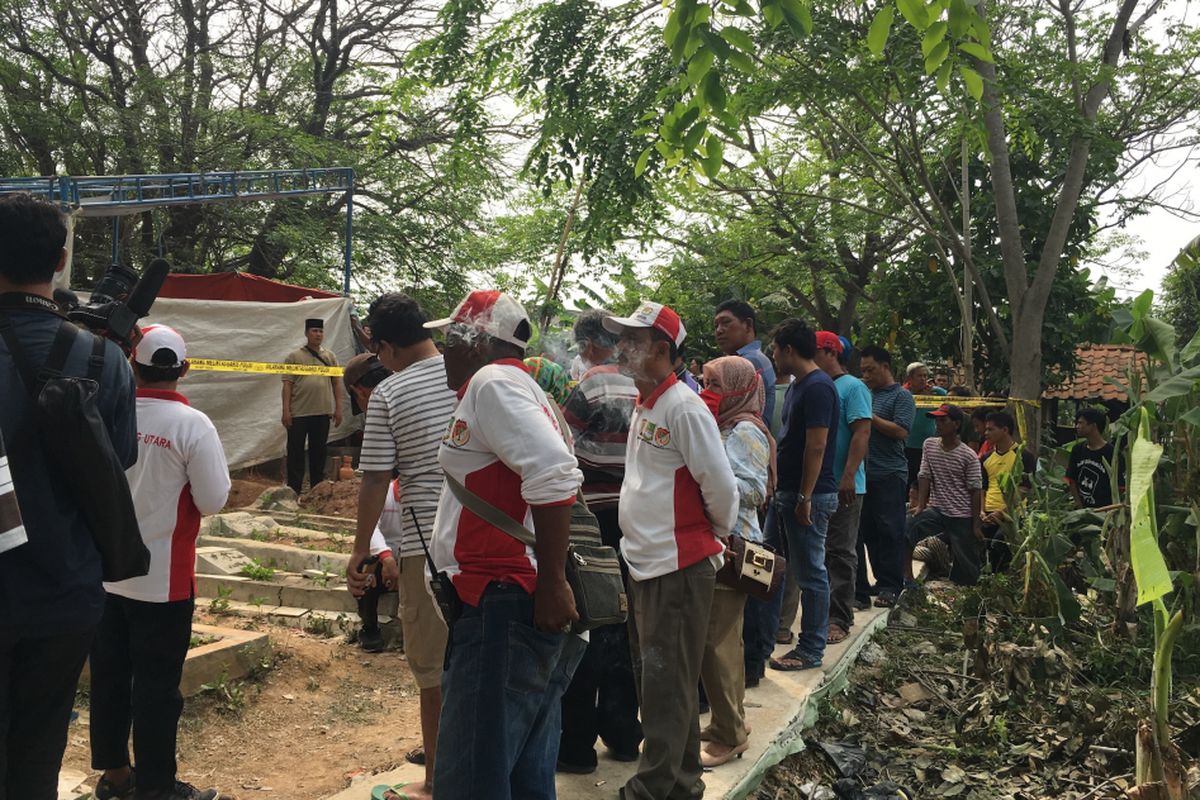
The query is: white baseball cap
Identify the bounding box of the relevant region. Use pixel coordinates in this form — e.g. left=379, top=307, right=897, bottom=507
left=602, top=301, right=687, bottom=347
left=133, top=324, right=187, bottom=367
left=424, top=290, right=532, bottom=349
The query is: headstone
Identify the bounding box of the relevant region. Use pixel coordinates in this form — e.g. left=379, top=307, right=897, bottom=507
left=196, top=546, right=255, bottom=576
left=252, top=485, right=300, bottom=512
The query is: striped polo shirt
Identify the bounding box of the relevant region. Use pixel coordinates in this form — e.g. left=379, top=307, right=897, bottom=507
left=561, top=364, right=638, bottom=510
left=359, top=355, right=457, bottom=558
left=918, top=437, right=982, bottom=518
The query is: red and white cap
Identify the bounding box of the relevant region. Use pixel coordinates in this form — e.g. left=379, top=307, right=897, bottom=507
left=424, top=290, right=531, bottom=349
left=133, top=324, right=187, bottom=367
left=602, top=301, right=687, bottom=347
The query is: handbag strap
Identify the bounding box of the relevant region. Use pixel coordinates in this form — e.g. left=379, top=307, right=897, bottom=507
left=441, top=378, right=591, bottom=550
left=445, top=473, right=536, bottom=548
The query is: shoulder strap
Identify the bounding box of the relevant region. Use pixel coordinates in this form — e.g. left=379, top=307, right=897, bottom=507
left=0, top=315, right=36, bottom=395
left=39, top=322, right=79, bottom=384
left=304, top=346, right=333, bottom=367
left=0, top=317, right=88, bottom=398
left=444, top=473, right=536, bottom=548
left=87, top=333, right=106, bottom=381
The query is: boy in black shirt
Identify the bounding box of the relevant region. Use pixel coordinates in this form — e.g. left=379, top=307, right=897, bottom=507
left=1066, top=408, right=1121, bottom=508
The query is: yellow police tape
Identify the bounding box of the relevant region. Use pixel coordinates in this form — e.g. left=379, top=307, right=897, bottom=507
left=909, top=394, right=1040, bottom=409
left=910, top=395, right=1041, bottom=443
left=188, top=358, right=343, bottom=377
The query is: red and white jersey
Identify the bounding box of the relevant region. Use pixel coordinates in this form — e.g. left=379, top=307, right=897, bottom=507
left=431, top=360, right=582, bottom=606
left=105, top=389, right=231, bottom=602
left=619, top=374, right=738, bottom=582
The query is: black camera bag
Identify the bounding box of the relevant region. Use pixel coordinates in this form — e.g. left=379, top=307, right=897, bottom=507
left=0, top=316, right=150, bottom=581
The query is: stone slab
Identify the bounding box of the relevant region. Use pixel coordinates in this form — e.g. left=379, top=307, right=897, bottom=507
left=199, top=534, right=350, bottom=574
left=195, top=545, right=255, bottom=576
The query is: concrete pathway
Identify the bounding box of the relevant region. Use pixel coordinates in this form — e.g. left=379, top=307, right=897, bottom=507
left=327, top=605, right=889, bottom=800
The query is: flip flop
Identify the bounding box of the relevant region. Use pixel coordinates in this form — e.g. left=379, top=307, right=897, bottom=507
left=371, top=784, right=419, bottom=800
left=827, top=624, right=849, bottom=644
left=769, top=649, right=822, bottom=671
left=404, top=747, right=426, bottom=766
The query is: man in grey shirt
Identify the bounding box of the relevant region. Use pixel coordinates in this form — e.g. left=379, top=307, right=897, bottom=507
left=855, top=345, right=915, bottom=609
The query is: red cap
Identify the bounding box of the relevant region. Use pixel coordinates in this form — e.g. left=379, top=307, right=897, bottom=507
left=926, top=403, right=964, bottom=422
left=815, top=331, right=843, bottom=354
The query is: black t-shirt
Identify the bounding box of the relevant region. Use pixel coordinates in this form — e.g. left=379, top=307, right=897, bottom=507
left=1066, top=440, right=1119, bottom=508
left=777, top=368, right=840, bottom=495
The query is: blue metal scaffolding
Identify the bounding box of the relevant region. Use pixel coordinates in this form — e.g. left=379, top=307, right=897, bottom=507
left=0, top=168, right=356, bottom=294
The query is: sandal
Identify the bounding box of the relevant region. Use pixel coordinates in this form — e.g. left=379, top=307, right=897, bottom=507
left=371, top=784, right=422, bottom=800
left=874, top=592, right=897, bottom=608
left=826, top=624, right=849, bottom=644
left=769, top=649, right=823, bottom=671
left=404, top=747, right=426, bottom=766
left=775, top=630, right=795, bottom=645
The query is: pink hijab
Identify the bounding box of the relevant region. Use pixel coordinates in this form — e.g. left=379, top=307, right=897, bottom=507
left=703, top=356, right=777, bottom=498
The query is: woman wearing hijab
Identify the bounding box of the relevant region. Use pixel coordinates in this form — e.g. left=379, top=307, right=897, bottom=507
left=696, top=356, right=775, bottom=767
left=524, top=355, right=574, bottom=406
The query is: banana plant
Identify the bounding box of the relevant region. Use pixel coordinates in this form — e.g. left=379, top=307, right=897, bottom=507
left=1127, top=406, right=1189, bottom=800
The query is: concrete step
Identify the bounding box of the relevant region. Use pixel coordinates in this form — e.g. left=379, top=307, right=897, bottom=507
left=199, top=534, right=351, bottom=574
left=195, top=572, right=398, bottom=617
left=197, top=599, right=402, bottom=648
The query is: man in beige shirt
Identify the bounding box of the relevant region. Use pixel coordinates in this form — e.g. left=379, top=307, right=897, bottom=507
left=281, top=318, right=343, bottom=494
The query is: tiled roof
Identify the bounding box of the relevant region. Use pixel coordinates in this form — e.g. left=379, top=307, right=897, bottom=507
left=1042, top=344, right=1147, bottom=401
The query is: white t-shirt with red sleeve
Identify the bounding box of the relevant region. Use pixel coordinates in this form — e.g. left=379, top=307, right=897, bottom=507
left=106, top=388, right=231, bottom=603
left=431, top=359, right=583, bottom=606
left=619, top=374, right=738, bottom=582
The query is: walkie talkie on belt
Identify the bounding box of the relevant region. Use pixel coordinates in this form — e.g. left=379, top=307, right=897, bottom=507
left=408, top=508, right=462, bottom=667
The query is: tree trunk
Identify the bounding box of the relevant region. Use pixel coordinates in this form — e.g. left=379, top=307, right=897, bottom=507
left=1007, top=305, right=1044, bottom=446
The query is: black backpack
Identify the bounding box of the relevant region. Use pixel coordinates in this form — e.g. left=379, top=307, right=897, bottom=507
left=0, top=315, right=150, bottom=581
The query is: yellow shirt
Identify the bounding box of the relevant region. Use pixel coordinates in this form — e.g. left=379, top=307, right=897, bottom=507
left=982, top=447, right=1019, bottom=512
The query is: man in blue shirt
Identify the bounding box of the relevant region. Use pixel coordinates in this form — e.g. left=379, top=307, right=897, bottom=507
left=814, top=332, right=871, bottom=644
left=0, top=194, right=137, bottom=798
left=714, top=300, right=775, bottom=424
left=856, top=345, right=916, bottom=609
left=764, top=318, right=838, bottom=672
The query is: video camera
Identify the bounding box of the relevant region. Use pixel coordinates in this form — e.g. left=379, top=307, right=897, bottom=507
left=54, top=258, right=171, bottom=351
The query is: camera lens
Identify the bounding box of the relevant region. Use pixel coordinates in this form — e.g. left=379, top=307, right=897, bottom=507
left=89, top=263, right=139, bottom=306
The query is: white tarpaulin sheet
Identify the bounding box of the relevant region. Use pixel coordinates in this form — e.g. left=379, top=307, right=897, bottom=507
left=139, top=296, right=360, bottom=470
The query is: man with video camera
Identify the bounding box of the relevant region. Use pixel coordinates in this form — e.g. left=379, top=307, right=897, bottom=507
left=0, top=194, right=138, bottom=799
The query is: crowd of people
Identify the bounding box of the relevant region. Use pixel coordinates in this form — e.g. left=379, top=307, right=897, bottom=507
left=0, top=191, right=1124, bottom=800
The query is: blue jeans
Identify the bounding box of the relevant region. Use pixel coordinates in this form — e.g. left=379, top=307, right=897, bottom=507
left=771, top=491, right=838, bottom=662
left=435, top=582, right=586, bottom=800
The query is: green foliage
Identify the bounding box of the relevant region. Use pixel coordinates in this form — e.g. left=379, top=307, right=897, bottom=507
left=0, top=0, right=503, bottom=295
left=239, top=559, right=276, bottom=582
left=209, top=584, right=233, bottom=615
left=1161, top=234, right=1200, bottom=349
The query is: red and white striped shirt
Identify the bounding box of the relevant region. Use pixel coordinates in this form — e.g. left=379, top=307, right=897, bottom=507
left=619, top=374, right=738, bottom=581
left=431, top=360, right=583, bottom=606
left=105, top=389, right=231, bottom=602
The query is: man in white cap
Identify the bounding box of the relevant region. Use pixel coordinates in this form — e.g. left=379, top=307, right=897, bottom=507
left=89, top=325, right=232, bottom=800
left=423, top=290, right=586, bottom=800
left=603, top=301, right=737, bottom=800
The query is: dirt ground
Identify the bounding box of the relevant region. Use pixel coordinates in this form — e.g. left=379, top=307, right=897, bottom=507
left=66, top=613, right=423, bottom=800
left=225, top=473, right=282, bottom=512
left=300, top=478, right=361, bottom=518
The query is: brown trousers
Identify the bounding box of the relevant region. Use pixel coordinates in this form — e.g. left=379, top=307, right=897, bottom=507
left=699, top=585, right=748, bottom=747
left=623, top=558, right=716, bottom=800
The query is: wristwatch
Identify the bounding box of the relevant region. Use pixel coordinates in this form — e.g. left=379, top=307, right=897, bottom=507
left=796, top=493, right=808, bottom=504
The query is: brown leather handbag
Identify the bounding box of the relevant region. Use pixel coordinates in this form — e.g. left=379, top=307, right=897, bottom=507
left=716, top=535, right=787, bottom=601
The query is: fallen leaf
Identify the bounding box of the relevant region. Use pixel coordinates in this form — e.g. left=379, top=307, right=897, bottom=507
left=898, top=682, right=934, bottom=705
